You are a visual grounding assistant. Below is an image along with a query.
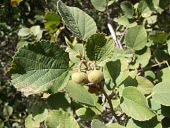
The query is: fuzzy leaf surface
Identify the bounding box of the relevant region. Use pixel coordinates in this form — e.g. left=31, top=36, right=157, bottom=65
left=86, top=33, right=114, bottom=66
left=120, top=1, right=134, bottom=18
left=120, top=87, right=155, bottom=121
left=45, top=110, right=80, bottom=128
left=91, top=119, right=106, bottom=128
left=9, top=41, right=69, bottom=96
left=91, top=0, right=107, bottom=12
left=152, top=81, right=170, bottom=106
left=65, top=81, right=97, bottom=106
left=104, top=59, right=129, bottom=89
left=125, top=26, right=147, bottom=50
left=57, top=0, right=97, bottom=40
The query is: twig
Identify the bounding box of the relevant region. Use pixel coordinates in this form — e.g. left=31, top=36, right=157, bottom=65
left=107, top=19, right=123, bottom=49
left=119, top=28, right=128, bottom=42
left=99, top=83, right=120, bottom=123
left=146, top=93, right=154, bottom=100
left=109, top=91, right=116, bottom=98
left=141, top=60, right=169, bottom=72
left=78, top=60, right=87, bottom=72
left=107, top=116, right=115, bottom=125
left=105, top=0, right=123, bottom=49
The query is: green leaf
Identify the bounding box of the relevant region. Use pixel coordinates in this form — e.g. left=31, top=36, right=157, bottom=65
left=108, top=0, right=115, bottom=6
left=11, top=0, right=23, bottom=3
left=57, top=0, right=97, bottom=41
left=45, top=13, right=60, bottom=33
left=126, top=117, right=161, bottom=128
left=86, top=33, right=114, bottom=66
left=25, top=114, right=40, bottom=128
left=27, top=103, right=48, bottom=124
left=157, top=67, right=170, bottom=82
left=9, top=41, right=69, bottom=96
left=91, top=119, right=106, bottom=128
left=47, top=93, right=70, bottom=110
left=30, top=25, right=43, bottom=41
left=30, top=25, right=41, bottom=36
left=120, top=87, right=155, bottom=121
left=120, top=1, right=134, bottom=18
left=138, top=0, right=155, bottom=18
left=125, top=26, right=147, bottom=50
left=107, top=123, right=125, bottom=128
left=146, top=15, right=157, bottom=25
left=17, top=41, right=29, bottom=50
left=45, top=110, right=80, bottom=128
left=114, top=16, right=137, bottom=28
left=136, top=76, right=154, bottom=95
left=18, top=27, right=30, bottom=36
left=152, top=81, right=170, bottom=106
left=0, top=119, right=4, bottom=128
left=131, top=47, right=151, bottom=68
left=76, top=108, right=96, bottom=120
left=103, top=59, right=129, bottom=89
left=167, top=40, right=170, bottom=55
left=91, top=0, right=107, bottom=12
left=3, top=106, right=13, bottom=117
left=65, top=81, right=97, bottom=106
left=149, top=99, right=161, bottom=113
left=145, top=70, right=156, bottom=81
left=66, top=43, right=84, bottom=64
left=154, top=48, right=170, bottom=63
left=149, top=31, right=169, bottom=44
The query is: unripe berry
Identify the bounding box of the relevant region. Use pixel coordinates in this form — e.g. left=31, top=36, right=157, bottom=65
left=88, top=70, right=104, bottom=84
left=71, top=72, right=88, bottom=84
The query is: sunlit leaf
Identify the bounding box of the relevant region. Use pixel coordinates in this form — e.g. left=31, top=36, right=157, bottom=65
left=45, top=110, right=80, bottom=128
left=65, top=81, right=97, bottom=106
left=120, top=1, right=134, bottom=18
left=152, top=80, right=170, bottom=106
left=86, top=33, right=114, bottom=66
left=125, top=26, right=147, bottom=50
left=91, top=0, right=107, bottom=12
left=9, top=41, right=69, bottom=96
left=120, top=87, right=155, bottom=121
left=57, top=0, right=97, bottom=40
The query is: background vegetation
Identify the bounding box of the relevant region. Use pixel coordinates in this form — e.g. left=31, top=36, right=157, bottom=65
left=0, top=0, right=170, bottom=127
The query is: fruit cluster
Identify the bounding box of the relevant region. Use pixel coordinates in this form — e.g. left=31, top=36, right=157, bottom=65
left=71, top=60, right=104, bottom=93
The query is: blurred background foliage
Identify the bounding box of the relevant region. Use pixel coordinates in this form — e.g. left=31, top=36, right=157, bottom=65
left=0, top=0, right=170, bottom=127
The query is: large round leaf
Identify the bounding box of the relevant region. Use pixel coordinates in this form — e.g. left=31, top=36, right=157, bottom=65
left=45, top=110, right=79, bottom=128
left=86, top=33, right=114, bottom=66
left=65, top=81, right=97, bottom=106
left=103, top=59, right=129, bottom=89
left=131, top=46, right=151, bottom=68
left=91, top=0, right=107, bottom=12
left=125, top=26, right=147, bottom=50
left=91, top=119, right=106, bottom=128
left=57, top=0, right=97, bottom=41
left=152, top=81, right=170, bottom=106
left=136, top=76, right=154, bottom=95
left=126, top=118, right=161, bottom=128
left=9, top=41, right=69, bottom=96
left=120, top=1, right=134, bottom=18
left=120, top=87, right=155, bottom=121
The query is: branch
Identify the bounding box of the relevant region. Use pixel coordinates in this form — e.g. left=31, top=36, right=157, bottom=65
left=141, top=60, right=169, bottom=72
left=99, top=83, right=120, bottom=123
left=119, top=27, right=128, bottom=42
left=107, top=20, right=123, bottom=49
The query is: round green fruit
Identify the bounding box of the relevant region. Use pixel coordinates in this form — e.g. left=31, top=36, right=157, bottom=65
left=71, top=72, right=88, bottom=84
left=88, top=70, right=104, bottom=84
